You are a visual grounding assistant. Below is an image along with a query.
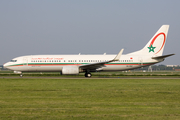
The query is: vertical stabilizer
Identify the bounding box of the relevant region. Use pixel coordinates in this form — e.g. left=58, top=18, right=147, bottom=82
left=128, top=25, right=169, bottom=56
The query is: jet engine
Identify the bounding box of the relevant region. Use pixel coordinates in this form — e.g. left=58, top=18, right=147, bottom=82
left=14, top=71, right=22, bottom=74
left=62, top=66, right=79, bottom=75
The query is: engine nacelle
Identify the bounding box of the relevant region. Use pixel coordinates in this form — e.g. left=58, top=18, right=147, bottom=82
left=14, top=71, right=22, bottom=74
left=62, top=66, right=79, bottom=75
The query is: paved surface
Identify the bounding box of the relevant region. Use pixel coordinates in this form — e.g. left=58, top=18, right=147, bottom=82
left=0, top=76, right=180, bottom=79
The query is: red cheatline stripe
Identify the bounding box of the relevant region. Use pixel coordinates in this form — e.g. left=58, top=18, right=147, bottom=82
left=105, top=63, right=153, bottom=66
left=9, top=63, right=154, bottom=67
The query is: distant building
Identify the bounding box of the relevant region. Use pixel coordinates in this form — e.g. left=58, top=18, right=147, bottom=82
left=166, top=65, right=179, bottom=67
left=0, top=65, right=2, bottom=70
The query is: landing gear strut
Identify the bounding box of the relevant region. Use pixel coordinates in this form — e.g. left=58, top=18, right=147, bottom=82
left=85, top=72, right=92, bottom=77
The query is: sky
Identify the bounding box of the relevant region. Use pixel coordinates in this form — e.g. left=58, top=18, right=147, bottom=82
left=0, top=0, right=179, bottom=65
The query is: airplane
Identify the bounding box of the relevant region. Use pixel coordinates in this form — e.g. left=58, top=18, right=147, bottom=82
left=3, top=25, right=174, bottom=77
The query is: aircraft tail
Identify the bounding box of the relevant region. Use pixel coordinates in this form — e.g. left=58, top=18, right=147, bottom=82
left=128, top=25, right=169, bottom=56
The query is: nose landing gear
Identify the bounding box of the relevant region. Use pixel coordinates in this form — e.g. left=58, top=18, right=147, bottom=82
left=20, top=74, right=23, bottom=77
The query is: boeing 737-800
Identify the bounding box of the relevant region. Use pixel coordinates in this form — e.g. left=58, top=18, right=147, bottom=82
left=4, top=25, right=174, bottom=77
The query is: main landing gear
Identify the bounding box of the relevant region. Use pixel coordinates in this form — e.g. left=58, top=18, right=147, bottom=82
left=85, top=72, right=92, bottom=77
left=20, top=74, right=23, bottom=77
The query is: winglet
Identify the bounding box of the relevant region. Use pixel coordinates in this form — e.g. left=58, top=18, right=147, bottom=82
left=112, top=49, right=124, bottom=61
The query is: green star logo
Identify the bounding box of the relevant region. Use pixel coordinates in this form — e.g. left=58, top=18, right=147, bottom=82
left=148, top=44, right=156, bottom=52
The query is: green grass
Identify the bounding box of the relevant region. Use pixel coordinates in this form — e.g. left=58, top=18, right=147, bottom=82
left=0, top=70, right=180, bottom=77
left=0, top=78, right=180, bottom=119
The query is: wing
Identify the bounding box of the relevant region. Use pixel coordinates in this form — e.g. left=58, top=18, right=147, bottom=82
left=79, top=49, right=124, bottom=70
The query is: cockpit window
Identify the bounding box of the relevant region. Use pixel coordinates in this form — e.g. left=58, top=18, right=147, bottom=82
left=10, top=60, right=17, bottom=62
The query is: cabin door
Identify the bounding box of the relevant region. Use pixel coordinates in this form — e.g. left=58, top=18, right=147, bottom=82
left=138, top=57, right=143, bottom=66
left=23, top=57, right=28, bottom=66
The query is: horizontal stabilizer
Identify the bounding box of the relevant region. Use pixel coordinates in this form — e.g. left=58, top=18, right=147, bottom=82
left=152, top=54, right=175, bottom=59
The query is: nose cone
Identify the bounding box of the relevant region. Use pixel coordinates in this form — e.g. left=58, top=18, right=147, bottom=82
left=3, top=62, right=10, bottom=69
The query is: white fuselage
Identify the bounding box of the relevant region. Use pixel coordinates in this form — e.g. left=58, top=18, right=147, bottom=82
left=3, top=25, right=172, bottom=77
left=3, top=54, right=160, bottom=72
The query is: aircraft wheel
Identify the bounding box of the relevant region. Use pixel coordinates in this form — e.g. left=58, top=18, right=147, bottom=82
left=87, top=73, right=91, bottom=77
left=84, top=73, right=87, bottom=77
left=85, top=73, right=91, bottom=77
